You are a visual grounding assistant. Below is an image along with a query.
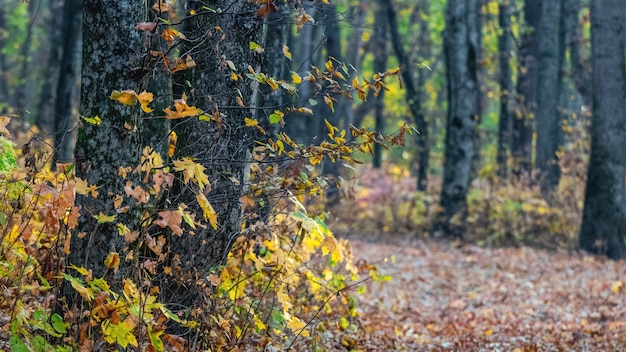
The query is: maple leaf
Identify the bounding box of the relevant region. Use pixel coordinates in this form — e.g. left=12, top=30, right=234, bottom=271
left=172, top=157, right=210, bottom=191
left=110, top=90, right=138, bottom=106
left=137, top=91, right=154, bottom=113
left=197, top=193, right=218, bottom=230
left=163, top=94, right=199, bottom=119
left=104, top=252, right=120, bottom=274
left=154, top=210, right=183, bottom=236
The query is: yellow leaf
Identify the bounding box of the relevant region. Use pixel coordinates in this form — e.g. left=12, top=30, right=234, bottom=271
left=81, top=115, right=102, bottom=125
left=231, top=72, right=239, bottom=81
left=164, top=95, right=199, bottom=119
left=93, top=213, right=116, bottom=223
left=485, top=329, right=493, bottom=337
left=137, top=91, right=154, bottom=113
left=104, top=252, right=120, bottom=274
left=197, top=193, right=218, bottom=230
left=244, top=117, right=259, bottom=127
left=110, top=90, right=138, bottom=106
left=612, top=281, right=623, bottom=293
left=282, top=45, right=292, bottom=60
left=249, top=41, right=264, bottom=54
left=291, top=72, right=302, bottom=84
left=173, top=157, right=210, bottom=191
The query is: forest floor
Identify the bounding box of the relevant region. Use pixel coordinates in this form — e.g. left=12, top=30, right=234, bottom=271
left=342, top=235, right=626, bottom=351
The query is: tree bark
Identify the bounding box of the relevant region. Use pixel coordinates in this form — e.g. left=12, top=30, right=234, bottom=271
left=511, top=0, right=540, bottom=177
left=563, top=0, right=591, bottom=107
left=437, top=0, right=480, bottom=238
left=68, top=0, right=146, bottom=289
left=497, top=1, right=513, bottom=178
left=0, top=0, right=7, bottom=113
left=382, top=0, right=428, bottom=189
left=169, top=0, right=263, bottom=294
left=535, top=0, right=563, bottom=194
left=15, top=0, right=37, bottom=120
left=36, top=0, right=65, bottom=135
left=52, top=0, right=82, bottom=165
left=579, top=0, right=626, bottom=259
left=372, top=0, right=388, bottom=169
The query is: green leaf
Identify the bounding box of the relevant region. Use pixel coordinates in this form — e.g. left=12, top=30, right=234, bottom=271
left=269, top=113, right=282, bottom=124
left=51, top=313, right=68, bottom=334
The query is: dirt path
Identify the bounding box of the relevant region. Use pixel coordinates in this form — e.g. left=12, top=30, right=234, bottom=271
left=345, top=236, right=626, bottom=351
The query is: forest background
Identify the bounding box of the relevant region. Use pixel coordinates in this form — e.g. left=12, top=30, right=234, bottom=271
left=0, top=0, right=625, bottom=350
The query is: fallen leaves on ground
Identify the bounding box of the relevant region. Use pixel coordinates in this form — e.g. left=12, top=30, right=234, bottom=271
left=346, top=235, right=626, bottom=351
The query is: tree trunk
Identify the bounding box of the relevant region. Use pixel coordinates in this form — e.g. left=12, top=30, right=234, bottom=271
left=413, top=0, right=432, bottom=192
left=169, top=0, right=262, bottom=295
left=68, top=0, right=146, bottom=289
left=579, top=0, right=626, bottom=259
left=0, top=0, right=7, bottom=113
left=382, top=0, right=428, bottom=189
left=286, top=4, right=319, bottom=144
left=563, top=0, right=591, bottom=107
left=437, top=0, right=480, bottom=238
left=341, top=0, right=366, bottom=133
left=141, top=1, right=172, bottom=158
left=52, top=0, right=82, bottom=165
left=36, top=0, right=65, bottom=135
left=372, top=0, right=388, bottom=169
left=535, top=0, right=563, bottom=194
left=14, top=0, right=37, bottom=120
left=511, top=0, right=540, bottom=177
left=497, top=1, right=513, bottom=178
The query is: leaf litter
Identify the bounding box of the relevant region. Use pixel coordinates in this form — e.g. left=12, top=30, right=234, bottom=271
left=345, top=235, right=626, bottom=351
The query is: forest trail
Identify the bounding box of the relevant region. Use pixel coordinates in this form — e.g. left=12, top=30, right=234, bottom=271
left=345, top=237, right=626, bottom=351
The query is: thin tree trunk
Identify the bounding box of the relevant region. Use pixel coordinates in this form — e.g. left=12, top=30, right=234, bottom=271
left=579, top=0, right=626, bottom=259
left=497, top=1, right=513, bottom=178
left=563, top=0, right=591, bottom=107
left=437, top=0, right=481, bottom=239
left=535, top=0, right=563, bottom=194
left=36, top=0, right=65, bottom=135
left=413, top=0, right=432, bottom=191
left=0, top=0, right=7, bottom=113
left=342, top=0, right=366, bottom=133
left=372, top=1, right=388, bottom=169
left=382, top=0, right=428, bottom=189
left=52, top=0, right=82, bottom=165
left=15, top=0, right=37, bottom=119
left=511, top=0, right=540, bottom=177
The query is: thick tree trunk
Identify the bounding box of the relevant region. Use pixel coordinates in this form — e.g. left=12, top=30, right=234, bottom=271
left=437, top=0, right=480, bottom=238
left=68, top=0, right=146, bottom=288
left=579, top=0, right=626, bottom=259
left=511, top=0, right=540, bottom=177
left=36, top=0, right=65, bottom=135
left=497, top=1, right=513, bottom=178
left=169, top=0, right=262, bottom=290
left=52, top=0, right=82, bottom=165
left=535, top=0, right=563, bottom=194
